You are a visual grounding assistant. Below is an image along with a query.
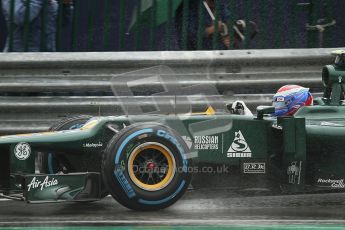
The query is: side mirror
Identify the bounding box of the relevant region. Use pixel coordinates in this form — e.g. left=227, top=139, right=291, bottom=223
left=256, top=106, right=275, bottom=120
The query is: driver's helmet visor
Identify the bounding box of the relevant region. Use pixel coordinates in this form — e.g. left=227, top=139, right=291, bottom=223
left=273, top=97, right=286, bottom=110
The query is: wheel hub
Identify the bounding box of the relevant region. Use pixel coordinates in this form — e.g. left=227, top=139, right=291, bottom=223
left=128, top=142, right=176, bottom=191
left=146, top=161, right=156, bottom=170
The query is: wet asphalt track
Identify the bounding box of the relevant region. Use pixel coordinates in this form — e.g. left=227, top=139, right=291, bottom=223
left=2, top=189, right=345, bottom=228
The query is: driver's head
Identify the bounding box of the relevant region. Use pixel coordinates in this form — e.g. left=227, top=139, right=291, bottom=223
left=273, top=85, right=313, bottom=116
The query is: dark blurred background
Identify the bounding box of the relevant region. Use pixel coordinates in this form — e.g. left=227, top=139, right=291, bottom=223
left=0, top=0, right=344, bottom=51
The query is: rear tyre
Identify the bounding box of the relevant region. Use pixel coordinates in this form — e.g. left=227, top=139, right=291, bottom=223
left=102, top=123, right=192, bottom=211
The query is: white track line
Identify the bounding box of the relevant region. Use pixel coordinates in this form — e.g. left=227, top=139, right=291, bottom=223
left=1, top=220, right=345, bottom=226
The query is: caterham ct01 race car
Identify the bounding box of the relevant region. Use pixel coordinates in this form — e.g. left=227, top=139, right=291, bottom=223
left=1, top=51, right=345, bottom=211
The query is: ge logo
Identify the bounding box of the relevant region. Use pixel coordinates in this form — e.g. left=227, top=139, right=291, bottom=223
left=14, top=142, right=31, bottom=160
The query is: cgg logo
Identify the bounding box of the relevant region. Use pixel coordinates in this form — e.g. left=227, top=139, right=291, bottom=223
left=14, top=142, right=31, bottom=160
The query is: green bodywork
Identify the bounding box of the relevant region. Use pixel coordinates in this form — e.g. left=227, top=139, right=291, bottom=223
left=1, top=52, right=345, bottom=203
left=24, top=173, right=100, bottom=203
left=0, top=104, right=344, bottom=198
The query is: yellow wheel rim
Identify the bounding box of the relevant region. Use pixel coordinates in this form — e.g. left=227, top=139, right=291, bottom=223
left=128, top=142, right=176, bottom=191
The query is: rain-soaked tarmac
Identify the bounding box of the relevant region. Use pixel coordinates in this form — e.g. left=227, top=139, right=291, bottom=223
left=1, top=188, right=345, bottom=228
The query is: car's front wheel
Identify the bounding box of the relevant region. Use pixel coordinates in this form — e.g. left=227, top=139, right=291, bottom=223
left=102, top=123, right=192, bottom=211
left=38, top=115, right=109, bottom=198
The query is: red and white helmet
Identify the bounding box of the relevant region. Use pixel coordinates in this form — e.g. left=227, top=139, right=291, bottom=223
left=273, top=85, right=313, bottom=116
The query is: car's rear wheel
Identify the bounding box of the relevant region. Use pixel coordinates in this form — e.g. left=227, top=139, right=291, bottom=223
left=102, top=123, right=192, bottom=211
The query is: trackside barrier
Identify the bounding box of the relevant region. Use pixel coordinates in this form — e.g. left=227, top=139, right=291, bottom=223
left=0, top=48, right=341, bottom=134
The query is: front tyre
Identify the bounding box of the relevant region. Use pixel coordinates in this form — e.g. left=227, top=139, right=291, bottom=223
left=38, top=115, right=109, bottom=198
left=38, top=115, right=92, bottom=174
left=102, top=123, right=191, bottom=211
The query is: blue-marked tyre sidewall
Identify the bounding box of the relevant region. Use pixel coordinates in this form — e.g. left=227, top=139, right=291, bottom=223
left=102, top=123, right=191, bottom=211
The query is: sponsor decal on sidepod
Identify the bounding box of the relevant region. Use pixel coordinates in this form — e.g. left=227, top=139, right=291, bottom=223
left=243, top=163, right=265, bottom=174
left=227, top=131, right=252, bottom=158
left=317, top=178, right=345, bottom=188
left=194, top=135, right=219, bottom=150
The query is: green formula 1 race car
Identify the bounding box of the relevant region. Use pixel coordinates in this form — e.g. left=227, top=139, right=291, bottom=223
left=1, top=51, right=345, bottom=211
